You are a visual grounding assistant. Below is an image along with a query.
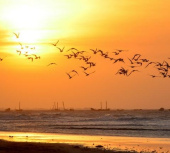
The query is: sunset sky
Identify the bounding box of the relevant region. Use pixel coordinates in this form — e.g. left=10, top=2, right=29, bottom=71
left=0, top=0, right=170, bottom=110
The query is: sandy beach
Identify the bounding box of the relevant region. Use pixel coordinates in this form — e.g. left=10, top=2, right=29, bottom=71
left=0, top=132, right=170, bottom=153
left=0, top=139, right=122, bottom=153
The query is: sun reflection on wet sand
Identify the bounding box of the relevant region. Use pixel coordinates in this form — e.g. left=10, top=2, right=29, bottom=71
left=0, top=131, right=170, bottom=153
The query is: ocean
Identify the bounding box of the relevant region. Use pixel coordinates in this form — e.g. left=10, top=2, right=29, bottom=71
left=0, top=110, right=170, bottom=138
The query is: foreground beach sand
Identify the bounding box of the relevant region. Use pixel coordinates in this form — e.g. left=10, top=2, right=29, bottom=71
left=0, top=140, right=127, bottom=153
left=0, top=132, right=170, bottom=153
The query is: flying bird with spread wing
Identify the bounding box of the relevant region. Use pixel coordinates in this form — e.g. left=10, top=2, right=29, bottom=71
left=51, top=40, right=59, bottom=46
left=84, top=71, right=95, bottom=76
left=13, top=32, right=20, bottom=39
left=66, top=72, right=76, bottom=79
left=47, top=63, right=57, bottom=66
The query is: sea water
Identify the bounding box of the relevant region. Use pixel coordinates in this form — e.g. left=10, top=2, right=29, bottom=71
left=0, top=110, right=170, bottom=138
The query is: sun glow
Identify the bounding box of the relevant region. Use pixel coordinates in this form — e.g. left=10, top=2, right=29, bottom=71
left=2, top=4, right=49, bottom=45
left=13, top=30, right=45, bottom=44
left=4, top=5, right=46, bottom=30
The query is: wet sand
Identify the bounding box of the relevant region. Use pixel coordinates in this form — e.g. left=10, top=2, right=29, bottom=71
left=0, top=132, right=170, bottom=153
left=0, top=140, right=125, bottom=153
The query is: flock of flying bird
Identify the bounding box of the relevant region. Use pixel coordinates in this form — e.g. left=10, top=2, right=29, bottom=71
left=0, top=32, right=170, bottom=79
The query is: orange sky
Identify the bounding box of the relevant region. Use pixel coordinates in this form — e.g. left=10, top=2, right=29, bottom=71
left=0, top=0, right=170, bottom=110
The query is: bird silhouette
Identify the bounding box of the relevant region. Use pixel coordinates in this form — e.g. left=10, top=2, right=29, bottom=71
left=127, top=70, right=139, bottom=76
left=154, top=62, right=164, bottom=67
left=159, top=72, right=168, bottom=78
left=128, top=65, right=140, bottom=68
left=47, top=63, right=57, bottom=66
left=35, top=55, right=41, bottom=59
left=51, top=40, right=59, bottom=46
left=57, top=47, right=65, bottom=52
left=80, top=66, right=89, bottom=71
left=163, top=61, right=170, bottom=69
left=23, top=53, right=29, bottom=57
left=84, top=71, right=95, bottom=76
left=86, top=62, right=96, bottom=67
left=145, top=62, right=156, bottom=68
left=140, top=58, right=149, bottom=62
left=135, top=61, right=143, bottom=66
left=128, top=58, right=134, bottom=64
left=70, top=70, right=79, bottom=75
left=31, top=54, right=40, bottom=59
left=115, top=49, right=128, bottom=53
left=31, top=54, right=37, bottom=57
left=132, top=54, right=141, bottom=61
left=67, top=48, right=79, bottom=52
left=157, top=67, right=168, bottom=72
left=149, top=75, right=161, bottom=78
left=80, top=56, right=91, bottom=62
left=18, top=43, right=24, bottom=49
left=98, top=50, right=105, bottom=56
left=113, top=58, right=124, bottom=64
left=66, top=72, right=76, bottom=79
left=28, top=57, right=33, bottom=62
left=16, top=50, right=21, bottom=55
left=116, top=67, right=128, bottom=76
left=90, top=48, right=98, bottom=54
left=79, top=50, right=86, bottom=54
left=30, top=47, right=35, bottom=50
left=109, top=57, right=114, bottom=61
left=64, top=54, right=72, bottom=59
left=102, top=52, right=109, bottom=58
left=13, top=32, right=20, bottom=38
left=112, top=51, right=119, bottom=55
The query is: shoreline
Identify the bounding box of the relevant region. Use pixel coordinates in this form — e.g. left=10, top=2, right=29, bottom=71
left=0, top=139, right=135, bottom=153
left=0, top=131, right=170, bottom=153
